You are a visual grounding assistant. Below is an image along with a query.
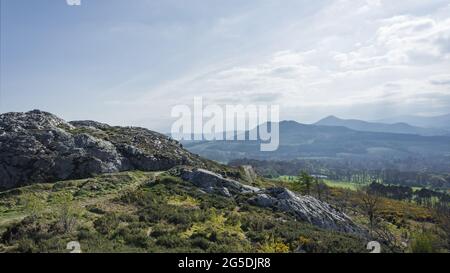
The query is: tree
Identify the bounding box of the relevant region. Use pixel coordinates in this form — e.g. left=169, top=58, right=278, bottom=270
left=53, top=193, right=80, bottom=234
left=297, top=171, right=313, bottom=195
left=358, top=189, right=380, bottom=237
left=374, top=222, right=404, bottom=253
left=434, top=203, right=450, bottom=249
left=314, top=177, right=328, bottom=201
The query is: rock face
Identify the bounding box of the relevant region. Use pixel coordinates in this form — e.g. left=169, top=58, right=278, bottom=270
left=0, top=110, right=203, bottom=189
left=181, top=168, right=363, bottom=235
left=181, top=168, right=260, bottom=197
left=249, top=188, right=364, bottom=234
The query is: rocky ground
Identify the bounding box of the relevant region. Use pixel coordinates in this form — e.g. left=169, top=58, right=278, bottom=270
left=0, top=110, right=204, bottom=189
left=0, top=110, right=365, bottom=238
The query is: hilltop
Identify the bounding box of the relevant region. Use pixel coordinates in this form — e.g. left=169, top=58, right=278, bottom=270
left=0, top=110, right=206, bottom=189
left=0, top=110, right=376, bottom=253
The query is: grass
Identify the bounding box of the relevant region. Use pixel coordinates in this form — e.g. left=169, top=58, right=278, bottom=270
left=276, top=175, right=364, bottom=191
left=0, top=171, right=446, bottom=253
left=323, top=180, right=363, bottom=191
left=0, top=171, right=370, bottom=253
left=0, top=171, right=157, bottom=232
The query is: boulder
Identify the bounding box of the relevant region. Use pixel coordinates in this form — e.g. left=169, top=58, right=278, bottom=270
left=181, top=168, right=260, bottom=197
left=250, top=187, right=364, bottom=234
left=180, top=168, right=364, bottom=235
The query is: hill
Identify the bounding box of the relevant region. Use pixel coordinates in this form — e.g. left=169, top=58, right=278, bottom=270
left=0, top=110, right=206, bottom=189
left=0, top=110, right=369, bottom=252
left=315, top=115, right=449, bottom=136
left=183, top=121, right=450, bottom=167
left=375, top=114, right=450, bottom=130
left=0, top=110, right=448, bottom=253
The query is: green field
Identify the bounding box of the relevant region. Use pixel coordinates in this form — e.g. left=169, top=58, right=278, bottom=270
left=322, top=180, right=363, bottom=191
left=277, top=176, right=364, bottom=191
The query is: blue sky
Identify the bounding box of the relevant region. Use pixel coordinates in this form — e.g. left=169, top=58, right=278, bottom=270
left=1, top=0, right=450, bottom=131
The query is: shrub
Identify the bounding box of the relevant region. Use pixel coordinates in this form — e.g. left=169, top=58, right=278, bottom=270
left=156, top=234, right=185, bottom=248
left=16, top=238, right=36, bottom=253
left=94, top=213, right=120, bottom=235
left=410, top=231, right=440, bottom=253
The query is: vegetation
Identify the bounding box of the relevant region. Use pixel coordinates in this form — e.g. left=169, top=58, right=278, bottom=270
left=0, top=167, right=448, bottom=253
left=0, top=171, right=371, bottom=253
left=229, top=159, right=450, bottom=190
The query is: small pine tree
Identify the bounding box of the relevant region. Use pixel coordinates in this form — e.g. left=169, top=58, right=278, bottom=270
left=297, top=171, right=313, bottom=195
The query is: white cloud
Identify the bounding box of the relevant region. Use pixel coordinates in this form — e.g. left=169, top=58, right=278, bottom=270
left=335, top=15, right=450, bottom=69
left=107, top=0, right=450, bottom=129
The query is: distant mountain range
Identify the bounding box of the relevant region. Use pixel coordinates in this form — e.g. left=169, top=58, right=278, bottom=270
left=375, top=113, right=450, bottom=130
left=315, top=115, right=449, bottom=136
left=183, top=120, right=450, bottom=166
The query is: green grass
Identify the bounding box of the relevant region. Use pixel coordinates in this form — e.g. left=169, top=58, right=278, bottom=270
left=0, top=171, right=157, bottom=230
left=1, top=171, right=446, bottom=253
left=323, top=180, right=363, bottom=191
left=0, top=171, right=369, bottom=253
left=277, top=175, right=363, bottom=191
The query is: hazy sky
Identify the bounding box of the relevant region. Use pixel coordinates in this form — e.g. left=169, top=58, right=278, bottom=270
left=1, top=0, right=450, bottom=131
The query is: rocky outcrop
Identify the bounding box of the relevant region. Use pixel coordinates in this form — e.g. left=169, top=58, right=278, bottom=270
left=0, top=110, right=364, bottom=236
left=180, top=168, right=364, bottom=235
left=0, top=110, right=203, bottom=189
left=249, top=187, right=364, bottom=234
left=181, top=168, right=260, bottom=197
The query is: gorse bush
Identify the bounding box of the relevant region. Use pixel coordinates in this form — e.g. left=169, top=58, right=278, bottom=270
left=94, top=213, right=120, bottom=236
left=410, top=230, right=441, bottom=253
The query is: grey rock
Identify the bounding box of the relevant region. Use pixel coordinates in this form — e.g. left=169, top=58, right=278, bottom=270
left=180, top=168, right=364, bottom=235
left=250, top=187, right=364, bottom=234
left=181, top=168, right=260, bottom=196
left=0, top=110, right=204, bottom=189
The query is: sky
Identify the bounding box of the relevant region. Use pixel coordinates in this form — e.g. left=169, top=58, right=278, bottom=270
left=1, top=0, right=450, bottom=132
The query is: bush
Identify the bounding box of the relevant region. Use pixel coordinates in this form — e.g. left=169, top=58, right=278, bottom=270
left=411, top=231, right=440, bottom=253
left=94, top=213, right=120, bottom=235
left=156, top=234, right=186, bottom=248
left=17, top=238, right=36, bottom=253
left=190, top=237, right=211, bottom=250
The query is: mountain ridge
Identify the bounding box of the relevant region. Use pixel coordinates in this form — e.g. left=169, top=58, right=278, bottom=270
left=375, top=113, right=450, bottom=129
left=184, top=119, right=450, bottom=166
left=315, top=115, right=449, bottom=136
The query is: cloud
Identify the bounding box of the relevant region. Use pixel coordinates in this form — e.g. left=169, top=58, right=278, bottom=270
left=430, top=74, right=450, bottom=86
left=101, top=0, right=450, bottom=130
left=334, top=16, right=450, bottom=69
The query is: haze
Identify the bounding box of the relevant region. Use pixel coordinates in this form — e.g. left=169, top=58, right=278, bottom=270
left=1, top=0, right=449, bottom=132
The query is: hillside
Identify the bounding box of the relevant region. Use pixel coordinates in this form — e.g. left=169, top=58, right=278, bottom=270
left=0, top=110, right=368, bottom=253
left=0, top=110, right=207, bottom=189
left=0, top=170, right=373, bottom=253
left=183, top=121, right=450, bottom=168
left=0, top=110, right=448, bottom=253
left=1, top=169, right=447, bottom=253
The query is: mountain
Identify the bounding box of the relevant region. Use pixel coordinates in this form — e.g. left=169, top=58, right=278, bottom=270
left=183, top=120, right=450, bottom=164
left=375, top=113, right=450, bottom=130
left=315, top=115, right=449, bottom=136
